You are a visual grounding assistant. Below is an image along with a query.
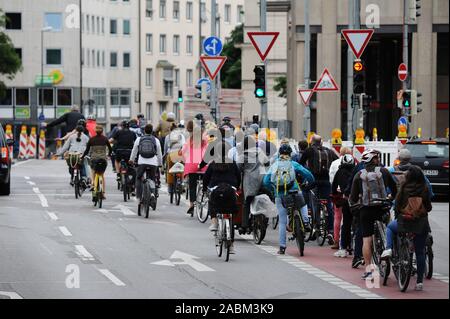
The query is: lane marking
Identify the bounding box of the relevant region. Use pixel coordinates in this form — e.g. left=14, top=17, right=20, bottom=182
left=32, top=187, right=48, bottom=208
left=97, top=269, right=126, bottom=286
left=0, top=291, right=23, bottom=299
left=46, top=211, right=58, bottom=221
left=27, top=181, right=36, bottom=186
left=11, top=160, right=33, bottom=168
left=24, top=176, right=30, bottom=180
left=75, top=245, right=95, bottom=260
left=58, top=226, right=72, bottom=237
left=39, top=243, right=53, bottom=255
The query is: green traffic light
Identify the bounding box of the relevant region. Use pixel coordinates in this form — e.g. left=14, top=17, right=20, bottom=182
left=178, top=97, right=183, bottom=103
left=256, top=88, right=265, bottom=98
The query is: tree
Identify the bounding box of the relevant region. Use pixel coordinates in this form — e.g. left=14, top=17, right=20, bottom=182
left=273, top=76, right=287, bottom=99
left=220, top=24, right=243, bottom=89
left=0, top=10, right=22, bottom=99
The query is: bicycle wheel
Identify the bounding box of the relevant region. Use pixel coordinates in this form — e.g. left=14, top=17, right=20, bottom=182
left=175, top=182, right=182, bottom=206
left=122, top=174, right=128, bottom=202
left=316, top=207, right=327, bottom=246
left=215, top=219, right=223, bottom=257
left=196, top=191, right=209, bottom=223
left=272, top=216, right=279, bottom=230
left=253, top=214, right=267, bottom=245
left=397, top=238, right=413, bottom=292
left=303, top=209, right=313, bottom=243
left=373, top=221, right=390, bottom=283
left=294, top=214, right=305, bottom=257
left=425, top=245, right=434, bottom=279
left=74, top=174, right=80, bottom=199
left=225, top=219, right=232, bottom=262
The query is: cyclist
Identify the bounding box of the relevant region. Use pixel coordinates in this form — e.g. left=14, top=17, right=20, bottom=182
left=43, top=105, right=85, bottom=134
left=130, top=119, right=144, bottom=138
left=82, top=125, right=112, bottom=200
left=155, top=112, right=176, bottom=152
left=109, top=120, right=136, bottom=183
left=56, top=119, right=89, bottom=142
left=292, top=140, right=309, bottom=164
left=381, top=165, right=432, bottom=291
left=164, top=123, right=185, bottom=196
left=137, top=113, right=146, bottom=127
left=129, top=124, right=162, bottom=205
left=263, top=144, right=315, bottom=255
left=348, top=149, right=397, bottom=280
left=221, top=116, right=235, bottom=131
left=57, top=124, right=90, bottom=187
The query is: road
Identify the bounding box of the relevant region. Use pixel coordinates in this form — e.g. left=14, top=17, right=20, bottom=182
left=0, top=159, right=448, bottom=299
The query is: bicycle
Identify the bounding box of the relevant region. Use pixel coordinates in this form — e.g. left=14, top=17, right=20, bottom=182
left=168, top=162, right=184, bottom=206
left=372, top=204, right=392, bottom=286
left=214, top=187, right=238, bottom=262
left=195, top=173, right=209, bottom=223
left=118, top=152, right=134, bottom=202
left=89, top=158, right=107, bottom=209
left=314, top=193, right=331, bottom=247
left=282, top=190, right=307, bottom=257
left=137, top=166, right=158, bottom=219
left=67, top=152, right=85, bottom=199
left=301, top=185, right=317, bottom=243
left=252, top=213, right=269, bottom=245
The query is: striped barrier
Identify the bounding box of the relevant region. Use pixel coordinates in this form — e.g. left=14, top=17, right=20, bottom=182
left=4, top=124, right=13, bottom=159
left=38, top=129, right=46, bottom=159
left=27, top=127, right=37, bottom=159
left=18, top=125, right=28, bottom=160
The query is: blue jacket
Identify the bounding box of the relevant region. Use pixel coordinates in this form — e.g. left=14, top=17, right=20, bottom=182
left=263, top=159, right=315, bottom=197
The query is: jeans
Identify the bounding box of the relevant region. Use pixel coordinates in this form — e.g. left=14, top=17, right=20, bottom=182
left=188, top=173, right=201, bottom=203
left=135, top=164, right=157, bottom=200
left=275, top=197, right=309, bottom=248
left=315, top=180, right=334, bottom=232
left=386, top=220, right=427, bottom=283
left=354, top=218, right=363, bottom=258
left=340, top=203, right=353, bottom=250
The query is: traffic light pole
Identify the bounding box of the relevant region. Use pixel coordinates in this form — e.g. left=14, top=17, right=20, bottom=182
left=346, top=0, right=354, bottom=141
left=210, top=0, right=217, bottom=123
left=303, top=0, right=311, bottom=138
left=260, top=0, right=268, bottom=128
left=403, top=0, right=409, bottom=92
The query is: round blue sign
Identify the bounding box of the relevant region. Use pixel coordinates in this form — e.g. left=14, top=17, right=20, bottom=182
left=203, top=36, right=223, bottom=56
left=197, top=78, right=211, bottom=92
left=398, top=116, right=408, bottom=126
left=38, top=112, right=45, bottom=122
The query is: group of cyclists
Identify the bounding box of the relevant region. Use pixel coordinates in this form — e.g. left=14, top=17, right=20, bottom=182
left=53, top=106, right=435, bottom=292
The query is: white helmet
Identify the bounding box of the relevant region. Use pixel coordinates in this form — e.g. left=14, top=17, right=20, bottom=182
left=341, top=154, right=355, bottom=165
left=361, top=149, right=379, bottom=163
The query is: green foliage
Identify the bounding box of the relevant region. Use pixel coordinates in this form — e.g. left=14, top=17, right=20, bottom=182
left=273, top=76, right=287, bottom=98
left=220, top=24, right=243, bottom=89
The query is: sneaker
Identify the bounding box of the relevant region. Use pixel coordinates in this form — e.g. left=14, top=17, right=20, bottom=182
left=361, top=272, right=373, bottom=280
left=277, top=247, right=286, bottom=255
left=381, top=249, right=392, bottom=259
left=352, top=256, right=365, bottom=269
left=116, top=174, right=121, bottom=182
left=334, top=249, right=349, bottom=258
left=415, top=283, right=424, bottom=291
left=327, top=234, right=335, bottom=245
left=186, top=206, right=194, bottom=216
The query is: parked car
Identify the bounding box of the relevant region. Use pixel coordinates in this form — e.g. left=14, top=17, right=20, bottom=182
left=0, top=125, right=13, bottom=196
left=404, top=137, right=449, bottom=196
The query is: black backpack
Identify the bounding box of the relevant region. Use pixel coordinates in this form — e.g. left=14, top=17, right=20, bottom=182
left=309, top=146, right=330, bottom=176
left=210, top=183, right=237, bottom=214
left=138, top=135, right=157, bottom=159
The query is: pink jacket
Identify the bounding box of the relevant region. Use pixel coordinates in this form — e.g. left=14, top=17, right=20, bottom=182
left=182, top=137, right=208, bottom=177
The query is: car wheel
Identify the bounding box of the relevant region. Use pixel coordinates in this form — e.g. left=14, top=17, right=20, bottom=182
left=0, top=175, right=11, bottom=196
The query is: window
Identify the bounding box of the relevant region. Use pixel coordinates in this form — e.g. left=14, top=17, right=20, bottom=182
left=44, top=13, right=62, bottom=31
left=224, top=4, right=231, bottom=23
left=46, top=49, right=62, bottom=65
left=159, top=0, right=166, bottom=18
left=146, top=102, right=153, bottom=121
left=175, top=69, right=180, bottom=87
left=173, top=35, right=180, bottom=54
left=15, top=89, right=29, bottom=106
left=101, top=17, right=105, bottom=33
left=163, top=68, right=174, bottom=97
left=110, top=89, right=131, bottom=118
left=102, top=51, right=105, bottom=67
left=97, top=51, right=100, bottom=67
left=186, top=69, right=193, bottom=87
left=146, top=68, right=153, bottom=87
left=110, top=52, right=118, bottom=67
left=14, top=48, right=22, bottom=61
left=160, top=34, right=166, bottom=53
left=92, top=50, right=95, bottom=67
left=38, top=88, right=55, bottom=118
left=57, top=89, right=72, bottom=106
left=146, top=0, right=153, bottom=18
left=110, top=19, right=117, bottom=34
left=81, top=14, right=84, bottom=32
left=186, top=2, right=193, bottom=21
left=186, top=35, right=193, bottom=54
left=87, top=48, right=90, bottom=66
left=173, top=1, right=180, bottom=20
left=237, top=5, right=244, bottom=23
left=5, top=13, right=21, bottom=30
left=123, top=19, right=130, bottom=35
left=86, top=88, right=106, bottom=119
left=97, top=17, right=100, bottom=34
left=159, top=102, right=167, bottom=114
left=146, top=34, right=153, bottom=52
left=201, top=3, right=206, bottom=23
left=86, top=15, right=90, bottom=32
left=0, top=89, right=13, bottom=106
left=92, top=15, right=95, bottom=33
left=123, top=53, right=130, bottom=67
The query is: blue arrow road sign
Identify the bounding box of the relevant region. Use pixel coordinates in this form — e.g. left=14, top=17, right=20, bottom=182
left=197, top=78, right=211, bottom=92
left=203, top=36, right=223, bottom=56
left=38, top=112, right=45, bottom=122
left=398, top=116, right=408, bottom=127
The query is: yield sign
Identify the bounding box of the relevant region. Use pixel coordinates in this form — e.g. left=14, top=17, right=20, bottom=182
left=247, top=32, right=280, bottom=61
left=313, top=68, right=339, bottom=92
left=200, top=56, right=227, bottom=80
left=298, top=89, right=314, bottom=105
left=341, top=29, right=374, bottom=59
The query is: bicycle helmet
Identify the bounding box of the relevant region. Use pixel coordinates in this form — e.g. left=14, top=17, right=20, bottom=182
left=279, top=144, right=293, bottom=156
left=137, top=113, right=145, bottom=119
left=121, top=120, right=130, bottom=129
left=341, top=154, right=355, bottom=165
left=77, top=119, right=86, bottom=126
left=87, top=114, right=96, bottom=120
left=361, top=149, right=379, bottom=163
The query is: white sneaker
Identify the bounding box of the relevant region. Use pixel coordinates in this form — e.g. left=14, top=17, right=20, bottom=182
left=381, top=249, right=392, bottom=259
left=334, top=249, right=349, bottom=258
left=415, top=283, right=423, bottom=291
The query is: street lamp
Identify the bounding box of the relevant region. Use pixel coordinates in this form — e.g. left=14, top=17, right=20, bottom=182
left=40, top=26, right=52, bottom=118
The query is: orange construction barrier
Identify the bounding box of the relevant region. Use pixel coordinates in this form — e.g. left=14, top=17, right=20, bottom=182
left=4, top=124, right=13, bottom=159
left=18, top=125, right=28, bottom=160
left=353, top=128, right=366, bottom=163
left=38, top=129, right=46, bottom=159
left=27, top=127, right=37, bottom=159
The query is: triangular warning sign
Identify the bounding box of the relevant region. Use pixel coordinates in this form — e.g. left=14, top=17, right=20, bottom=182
left=200, top=56, right=227, bottom=80
left=313, top=68, right=339, bottom=92
left=341, top=29, right=374, bottom=59
left=298, top=89, right=314, bottom=105
left=247, top=32, right=280, bottom=62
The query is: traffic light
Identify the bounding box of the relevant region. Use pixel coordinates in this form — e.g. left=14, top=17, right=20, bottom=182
left=409, top=0, right=421, bottom=23
left=178, top=90, right=183, bottom=103
left=253, top=64, right=266, bottom=98
left=402, top=90, right=411, bottom=111
left=353, top=59, right=365, bottom=94
left=194, top=82, right=208, bottom=100
left=252, top=114, right=259, bottom=124
left=359, top=93, right=372, bottom=110
left=410, top=89, right=423, bottom=115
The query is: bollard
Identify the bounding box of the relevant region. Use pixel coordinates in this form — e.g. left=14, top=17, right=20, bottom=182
left=4, top=124, right=13, bottom=159
left=372, top=128, right=378, bottom=142
left=18, top=125, right=28, bottom=160
left=417, top=127, right=422, bottom=138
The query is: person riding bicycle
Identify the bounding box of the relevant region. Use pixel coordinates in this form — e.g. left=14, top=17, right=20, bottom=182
left=109, top=120, right=137, bottom=184
left=381, top=165, right=432, bottom=291
left=348, top=149, right=397, bottom=280
left=57, top=124, right=90, bottom=187
left=263, top=144, right=315, bottom=255
left=164, top=123, right=185, bottom=196
left=82, top=125, right=112, bottom=200
left=202, top=153, right=241, bottom=254
left=129, top=124, right=162, bottom=205
left=155, top=112, right=176, bottom=152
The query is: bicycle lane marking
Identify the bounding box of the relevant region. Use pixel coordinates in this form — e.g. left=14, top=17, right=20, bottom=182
left=237, top=234, right=382, bottom=299
left=32, top=187, right=49, bottom=208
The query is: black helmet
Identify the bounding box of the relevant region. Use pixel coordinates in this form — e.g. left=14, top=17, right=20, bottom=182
left=121, top=120, right=130, bottom=128
left=77, top=119, right=86, bottom=126
left=137, top=113, right=145, bottom=119
left=223, top=116, right=231, bottom=123
left=279, top=144, right=293, bottom=156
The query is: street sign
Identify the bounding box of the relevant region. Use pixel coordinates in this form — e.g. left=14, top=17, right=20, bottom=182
left=203, top=36, right=223, bottom=56
left=35, top=75, right=53, bottom=86
left=398, top=116, right=408, bottom=127
left=341, top=29, right=374, bottom=59
left=199, top=56, right=227, bottom=80
left=247, top=32, right=280, bottom=62
left=398, top=63, right=408, bottom=82
left=313, top=68, right=339, bottom=92
left=196, top=78, right=211, bottom=92
left=38, top=112, right=45, bottom=122
left=298, top=89, right=314, bottom=105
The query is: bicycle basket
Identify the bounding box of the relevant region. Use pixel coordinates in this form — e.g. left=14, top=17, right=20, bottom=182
left=169, top=162, right=185, bottom=174
left=66, top=152, right=82, bottom=168
left=281, top=192, right=306, bottom=210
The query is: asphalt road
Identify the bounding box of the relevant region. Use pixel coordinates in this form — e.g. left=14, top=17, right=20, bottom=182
left=0, top=159, right=448, bottom=299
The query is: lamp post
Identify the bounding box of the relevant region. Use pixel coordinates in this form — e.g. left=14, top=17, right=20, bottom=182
left=40, top=26, right=52, bottom=117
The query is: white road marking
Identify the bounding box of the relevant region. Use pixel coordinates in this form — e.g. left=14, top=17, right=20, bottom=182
left=32, top=187, right=48, bottom=208
left=58, top=226, right=72, bottom=237
left=11, top=160, right=33, bottom=168
left=112, top=204, right=136, bottom=216
left=0, top=291, right=23, bottom=299
left=24, top=176, right=30, bottom=180
left=151, top=250, right=215, bottom=272
left=27, top=181, right=36, bottom=186
left=46, top=211, right=58, bottom=221
left=97, top=269, right=126, bottom=286
left=433, top=273, right=449, bottom=284
left=75, top=245, right=94, bottom=260
left=39, top=243, right=53, bottom=255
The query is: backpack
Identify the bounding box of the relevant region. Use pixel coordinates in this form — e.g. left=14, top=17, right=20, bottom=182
left=210, top=183, right=237, bottom=214
left=309, top=146, right=330, bottom=176
left=270, top=160, right=296, bottom=195
left=401, top=196, right=427, bottom=220
left=360, top=167, right=388, bottom=206
left=138, top=135, right=157, bottom=159
left=391, top=168, right=407, bottom=188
